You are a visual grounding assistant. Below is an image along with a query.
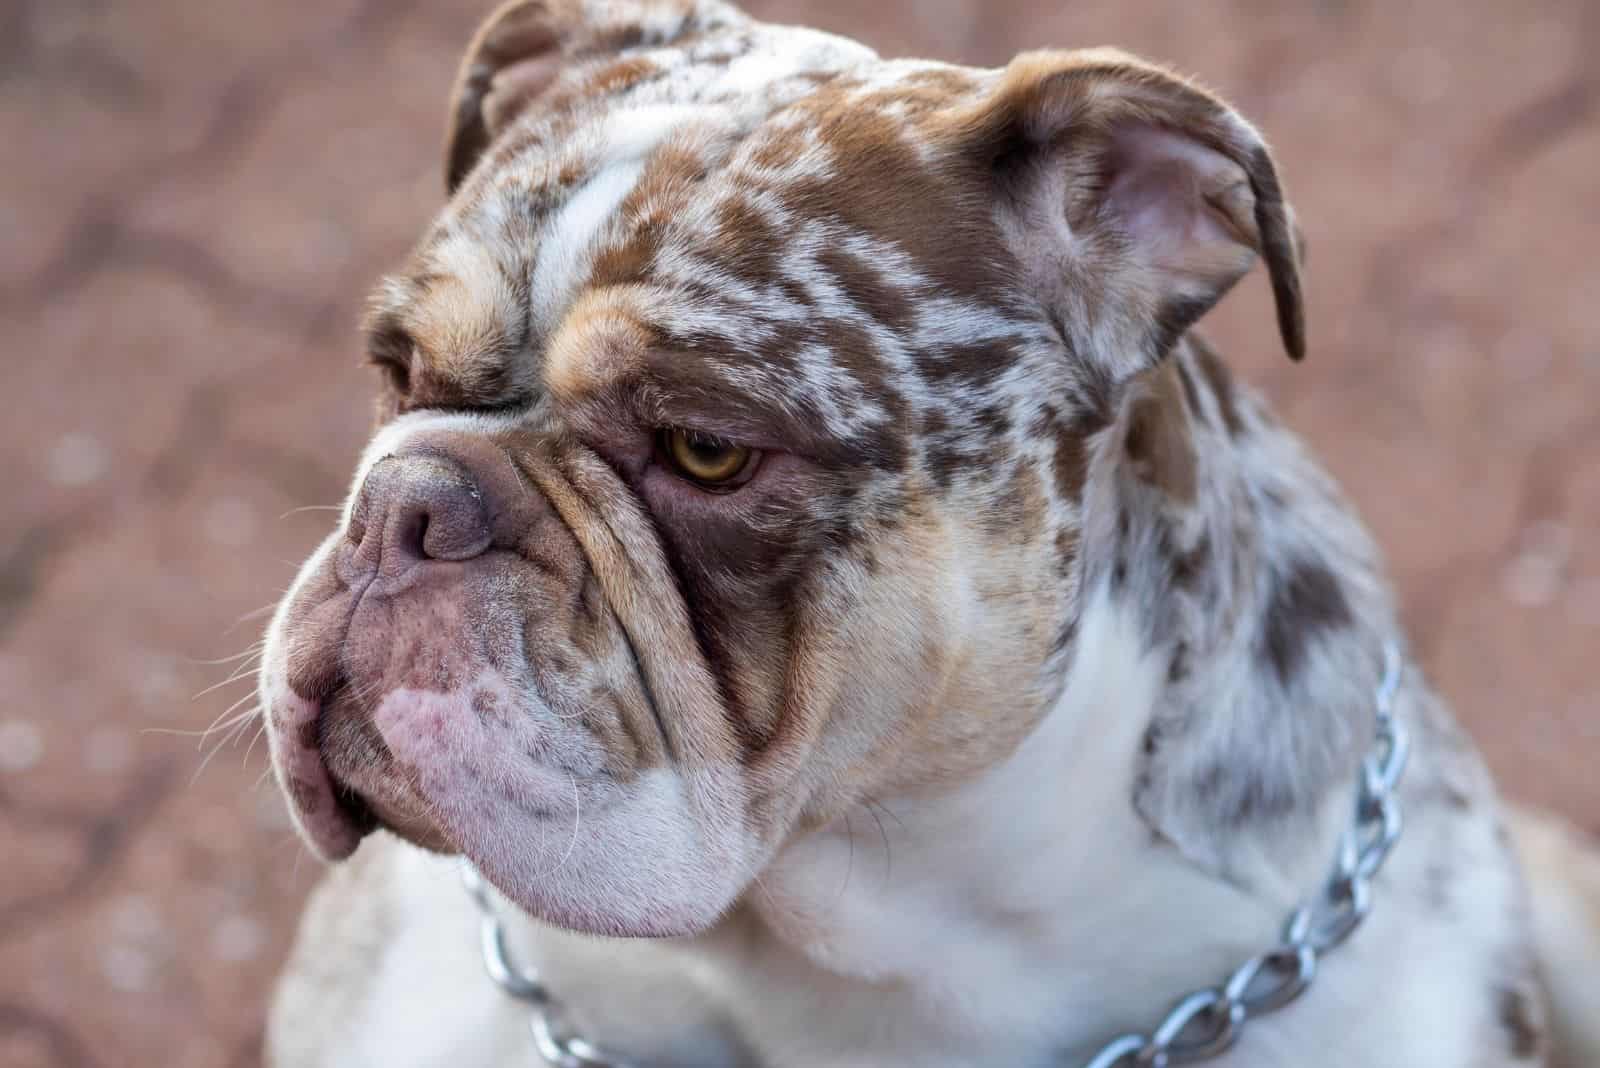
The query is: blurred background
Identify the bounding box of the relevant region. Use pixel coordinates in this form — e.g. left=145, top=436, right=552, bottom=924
left=2, top=0, right=1596, bottom=1064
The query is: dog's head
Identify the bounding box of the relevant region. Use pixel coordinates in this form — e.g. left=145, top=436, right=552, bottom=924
left=260, top=0, right=1303, bottom=937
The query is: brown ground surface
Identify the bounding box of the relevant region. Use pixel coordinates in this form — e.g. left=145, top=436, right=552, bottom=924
left=1, top=1, right=1596, bottom=1065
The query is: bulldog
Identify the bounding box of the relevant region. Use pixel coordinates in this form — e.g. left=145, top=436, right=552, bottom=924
left=257, top=1, right=1600, bottom=1064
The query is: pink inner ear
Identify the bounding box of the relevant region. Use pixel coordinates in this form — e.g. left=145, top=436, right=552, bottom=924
left=483, top=54, right=565, bottom=131
left=1103, top=124, right=1256, bottom=273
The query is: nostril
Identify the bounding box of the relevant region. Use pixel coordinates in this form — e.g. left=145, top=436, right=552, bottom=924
left=347, top=453, right=493, bottom=573
left=346, top=502, right=368, bottom=547
left=394, top=507, right=430, bottom=562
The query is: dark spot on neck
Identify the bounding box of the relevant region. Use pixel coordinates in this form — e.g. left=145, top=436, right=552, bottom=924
left=1194, top=760, right=1296, bottom=825
left=1497, top=983, right=1544, bottom=1059
left=1166, top=641, right=1190, bottom=684
left=1260, top=559, right=1352, bottom=685
left=1169, top=535, right=1210, bottom=592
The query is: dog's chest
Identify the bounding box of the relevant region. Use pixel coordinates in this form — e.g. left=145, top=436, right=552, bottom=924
left=321, top=831, right=1518, bottom=1068
left=308, top=725, right=1530, bottom=1068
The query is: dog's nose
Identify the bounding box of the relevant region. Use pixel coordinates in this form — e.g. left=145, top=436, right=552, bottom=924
left=347, top=452, right=493, bottom=572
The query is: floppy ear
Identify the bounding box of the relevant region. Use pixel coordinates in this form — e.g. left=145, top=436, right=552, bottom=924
left=959, top=48, right=1306, bottom=372
left=444, top=0, right=568, bottom=194
left=443, top=0, right=743, bottom=194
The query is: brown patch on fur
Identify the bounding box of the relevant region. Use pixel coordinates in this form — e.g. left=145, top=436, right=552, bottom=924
left=544, top=291, right=654, bottom=409
left=1122, top=361, right=1198, bottom=502
left=585, top=134, right=712, bottom=291
left=986, top=461, right=1048, bottom=541
left=575, top=54, right=662, bottom=99
left=1052, top=422, right=1091, bottom=501
left=770, top=86, right=1015, bottom=323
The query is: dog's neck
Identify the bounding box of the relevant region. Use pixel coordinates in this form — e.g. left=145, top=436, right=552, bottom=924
left=736, top=339, right=1397, bottom=1055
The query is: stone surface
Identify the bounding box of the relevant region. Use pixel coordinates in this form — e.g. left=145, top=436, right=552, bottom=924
left=2, top=0, right=1595, bottom=1063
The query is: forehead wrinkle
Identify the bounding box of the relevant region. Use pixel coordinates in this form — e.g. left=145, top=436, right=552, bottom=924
left=543, top=287, right=655, bottom=411
left=412, top=238, right=520, bottom=359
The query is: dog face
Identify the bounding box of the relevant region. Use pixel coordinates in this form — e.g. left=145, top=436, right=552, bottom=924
left=259, top=0, right=1303, bottom=937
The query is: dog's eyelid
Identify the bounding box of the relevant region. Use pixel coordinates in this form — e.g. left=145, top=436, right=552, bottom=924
left=666, top=425, right=739, bottom=449
left=406, top=395, right=536, bottom=418
left=366, top=351, right=412, bottom=396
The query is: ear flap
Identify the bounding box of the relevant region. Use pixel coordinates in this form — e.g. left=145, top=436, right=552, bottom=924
left=964, top=48, right=1306, bottom=367
left=442, top=0, right=741, bottom=194
left=444, top=0, right=569, bottom=194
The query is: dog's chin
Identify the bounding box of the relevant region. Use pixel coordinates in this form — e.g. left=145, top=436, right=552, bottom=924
left=324, top=687, right=758, bottom=940
left=457, top=828, right=744, bottom=939
left=419, top=794, right=753, bottom=939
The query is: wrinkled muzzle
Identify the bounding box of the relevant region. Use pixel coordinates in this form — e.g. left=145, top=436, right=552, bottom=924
left=258, top=415, right=753, bottom=937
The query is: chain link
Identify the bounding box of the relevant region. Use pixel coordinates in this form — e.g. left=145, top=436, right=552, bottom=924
left=464, top=643, right=1406, bottom=1068
left=1083, top=642, right=1406, bottom=1067
left=460, top=863, right=633, bottom=1067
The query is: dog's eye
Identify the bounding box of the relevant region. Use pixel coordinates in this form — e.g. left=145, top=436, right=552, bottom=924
left=365, top=324, right=414, bottom=396
left=657, top=429, right=758, bottom=489
left=373, top=356, right=411, bottom=395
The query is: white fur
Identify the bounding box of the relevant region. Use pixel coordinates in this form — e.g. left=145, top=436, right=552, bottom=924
left=529, top=105, right=702, bottom=333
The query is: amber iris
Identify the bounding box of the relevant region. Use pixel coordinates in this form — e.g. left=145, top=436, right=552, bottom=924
left=659, top=428, right=755, bottom=487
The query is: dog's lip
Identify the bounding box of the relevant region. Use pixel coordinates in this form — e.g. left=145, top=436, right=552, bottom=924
left=337, top=776, right=456, bottom=853
left=330, top=778, right=380, bottom=838
left=265, top=687, right=369, bottom=862
left=320, top=724, right=459, bottom=854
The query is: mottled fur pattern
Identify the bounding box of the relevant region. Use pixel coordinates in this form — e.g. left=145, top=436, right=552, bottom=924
left=258, top=2, right=1598, bottom=1065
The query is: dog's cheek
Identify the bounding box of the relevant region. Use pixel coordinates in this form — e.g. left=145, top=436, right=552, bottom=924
left=799, top=497, right=1067, bottom=805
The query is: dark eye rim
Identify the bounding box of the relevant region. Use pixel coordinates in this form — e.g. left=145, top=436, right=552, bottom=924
left=654, top=427, right=762, bottom=491
left=372, top=358, right=411, bottom=395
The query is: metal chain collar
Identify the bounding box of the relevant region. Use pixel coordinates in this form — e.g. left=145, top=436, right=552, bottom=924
left=462, top=643, right=1407, bottom=1068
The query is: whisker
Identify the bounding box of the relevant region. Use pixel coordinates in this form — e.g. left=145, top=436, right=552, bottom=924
left=224, top=605, right=280, bottom=633
left=552, top=772, right=582, bottom=874
left=864, top=799, right=895, bottom=883
left=192, top=704, right=261, bottom=785
left=188, top=642, right=266, bottom=667
left=191, top=662, right=264, bottom=702
left=207, top=690, right=265, bottom=735
left=836, top=810, right=857, bottom=904
left=242, top=721, right=269, bottom=765
left=278, top=504, right=345, bottom=520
